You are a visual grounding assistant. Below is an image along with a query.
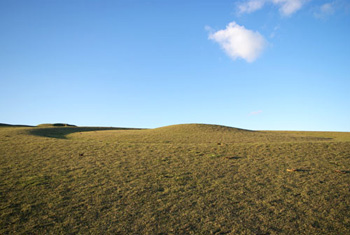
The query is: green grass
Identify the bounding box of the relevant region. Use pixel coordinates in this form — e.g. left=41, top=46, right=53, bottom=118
left=1, top=124, right=350, bottom=234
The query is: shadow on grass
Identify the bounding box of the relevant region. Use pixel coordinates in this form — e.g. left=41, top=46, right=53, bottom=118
left=0, top=123, right=33, bottom=127
left=287, top=169, right=311, bottom=173
left=225, top=156, right=243, bottom=160
left=29, top=126, right=143, bottom=139
left=295, top=169, right=311, bottom=172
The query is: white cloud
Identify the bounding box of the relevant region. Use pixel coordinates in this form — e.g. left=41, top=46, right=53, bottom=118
left=238, top=0, right=308, bottom=16
left=274, top=0, right=305, bottom=16
left=209, top=22, right=267, bottom=63
left=321, top=3, right=335, bottom=14
left=238, top=0, right=266, bottom=13
left=314, top=2, right=336, bottom=18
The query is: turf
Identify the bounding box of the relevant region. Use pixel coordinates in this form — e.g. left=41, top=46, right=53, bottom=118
left=1, top=124, right=350, bottom=234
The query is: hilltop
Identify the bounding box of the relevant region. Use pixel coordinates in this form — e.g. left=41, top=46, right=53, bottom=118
left=153, top=123, right=251, bottom=133
left=37, top=123, right=77, bottom=127
left=67, top=123, right=336, bottom=144
left=0, top=122, right=347, bottom=143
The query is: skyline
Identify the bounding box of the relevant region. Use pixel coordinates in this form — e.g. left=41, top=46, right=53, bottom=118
left=1, top=0, right=350, bottom=131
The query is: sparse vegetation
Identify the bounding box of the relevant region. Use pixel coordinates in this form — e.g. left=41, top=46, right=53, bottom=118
left=1, top=123, right=350, bottom=234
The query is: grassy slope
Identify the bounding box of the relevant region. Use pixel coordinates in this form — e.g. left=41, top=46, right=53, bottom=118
left=1, top=124, right=350, bottom=234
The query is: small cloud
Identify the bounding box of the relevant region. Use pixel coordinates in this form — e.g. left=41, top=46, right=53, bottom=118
left=249, top=110, right=263, bottom=116
left=314, top=2, right=336, bottom=19
left=274, top=0, right=306, bottom=16
left=237, top=0, right=308, bottom=16
left=270, top=25, right=280, bottom=38
left=204, top=25, right=213, bottom=32
left=208, top=22, right=267, bottom=63
left=321, top=3, right=335, bottom=14
left=238, top=0, right=266, bottom=14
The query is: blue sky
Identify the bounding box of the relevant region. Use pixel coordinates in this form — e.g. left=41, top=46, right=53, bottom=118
left=1, top=0, right=349, bottom=131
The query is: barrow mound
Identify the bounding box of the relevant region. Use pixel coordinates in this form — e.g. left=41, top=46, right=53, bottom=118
left=153, top=123, right=252, bottom=134
left=37, top=123, right=77, bottom=127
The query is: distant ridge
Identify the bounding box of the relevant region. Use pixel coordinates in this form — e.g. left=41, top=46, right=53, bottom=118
left=2, top=122, right=341, bottom=143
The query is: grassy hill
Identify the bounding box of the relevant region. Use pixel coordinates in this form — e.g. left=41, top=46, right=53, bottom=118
left=67, top=123, right=339, bottom=144
left=1, top=123, right=350, bottom=234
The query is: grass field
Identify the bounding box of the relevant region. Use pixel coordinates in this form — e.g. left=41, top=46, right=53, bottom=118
left=1, top=123, right=350, bottom=234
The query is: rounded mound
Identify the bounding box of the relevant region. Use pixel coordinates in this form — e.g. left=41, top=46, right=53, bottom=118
left=153, top=123, right=251, bottom=133
left=70, top=123, right=255, bottom=144
left=37, top=123, right=77, bottom=127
